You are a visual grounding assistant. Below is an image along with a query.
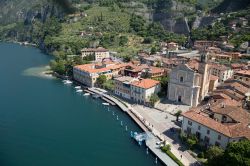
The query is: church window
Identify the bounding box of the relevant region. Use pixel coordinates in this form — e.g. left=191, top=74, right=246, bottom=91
left=180, top=76, right=184, bottom=82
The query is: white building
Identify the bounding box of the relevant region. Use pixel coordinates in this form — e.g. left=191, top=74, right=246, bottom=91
left=211, top=64, right=233, bottom=83
left=114, top=76, right=138, bottom=99
left=130, top=79, right=161, bottom=105
left=81, top=47, right=110, bottom=62
left=181, top=100, right=250, bottom=149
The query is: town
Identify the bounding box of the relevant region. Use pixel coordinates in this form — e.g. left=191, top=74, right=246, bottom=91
left=59, top=39, right=250, bottom=166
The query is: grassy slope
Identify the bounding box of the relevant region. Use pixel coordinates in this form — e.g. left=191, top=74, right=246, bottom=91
left=50, top=5, right=151, bottom=57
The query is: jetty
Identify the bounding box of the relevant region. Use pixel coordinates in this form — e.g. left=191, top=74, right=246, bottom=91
left=86, top=87, right=178, bottom=166
left=101, top=97, right=116, bottom=106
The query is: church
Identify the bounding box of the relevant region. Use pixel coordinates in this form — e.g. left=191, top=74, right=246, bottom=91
left=167, top=55, right=211, bottom=106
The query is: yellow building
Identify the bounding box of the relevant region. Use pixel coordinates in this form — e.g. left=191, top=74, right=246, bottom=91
left=81, top=47, right=110, bottom=62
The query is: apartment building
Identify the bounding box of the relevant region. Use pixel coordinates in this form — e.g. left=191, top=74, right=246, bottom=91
left=81, top=47, right=110, bottom=62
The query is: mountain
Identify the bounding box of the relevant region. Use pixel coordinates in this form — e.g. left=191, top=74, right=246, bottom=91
left=0, top=0, right=249, bottom=56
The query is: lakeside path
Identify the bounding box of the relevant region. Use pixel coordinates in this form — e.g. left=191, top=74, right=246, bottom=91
left=88, top=87, right=198, bottom=166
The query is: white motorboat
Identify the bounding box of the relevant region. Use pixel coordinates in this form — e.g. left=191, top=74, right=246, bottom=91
left=63, top=80, right=72, bottom=84
left=75, top=86, right=81, bottom=89
left=102, top=103, right=110, bottom=106
left=76, top=89, right=83, bottom=93
left=83, top=93, right=90, bottom=96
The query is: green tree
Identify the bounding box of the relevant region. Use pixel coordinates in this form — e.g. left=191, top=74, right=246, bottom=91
left=174, top=110, right=182, bottom=122
left=187, top=137, right=197, bottom=150
left=206, top=146, right=224, bottom=165
left=50, top=59, right=66, bottom=75
left=223, top=140, right=250, bottom=166
left=207, top=140, right=250, bottom=166
left=96, top=75, right=107, bottom=87
left=149, top=94, right=160, bottom=106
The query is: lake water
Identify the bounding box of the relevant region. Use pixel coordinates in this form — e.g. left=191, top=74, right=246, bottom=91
left=0, top=43, right=164, bottom=166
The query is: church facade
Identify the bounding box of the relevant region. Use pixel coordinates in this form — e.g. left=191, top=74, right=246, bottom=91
left=168, top=58, right=211, bottom=106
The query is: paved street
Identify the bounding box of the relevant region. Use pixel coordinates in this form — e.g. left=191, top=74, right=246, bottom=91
left=131, top=104, right=199, bottom=166
left=155, top=99, right=190, bottom=115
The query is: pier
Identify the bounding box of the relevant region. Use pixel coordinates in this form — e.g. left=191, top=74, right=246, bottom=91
left=86, top=87, right=179, bottom=166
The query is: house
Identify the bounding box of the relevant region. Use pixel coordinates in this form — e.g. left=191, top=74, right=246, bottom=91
left=73, top=62, right=125, bottom=87
left=81, top=47, right=110, bottom=62
left=130, top=79, right=161, bottom=105
left=211, top=64, right=233, bottom=82
left=141, top=55, right=162, bottom=66
left=162, top=58, right=187, bottom=69
left=233, top=70, right=250, bottom=83
left=167, top=42, right=179, bottom=51
left=114, top=76, right=138, bottom=99
left=73, top=64, right=112, bottom=87
left=181, top=100, right=250, bottom=149
left=168, top=55, right=211, bottom=106
left=141, top=66, right=167, bottom=79
left=124, top=63, right=149, bottom=78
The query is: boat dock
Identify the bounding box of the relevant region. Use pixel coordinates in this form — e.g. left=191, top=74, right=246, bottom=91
left=101, top=97, right=116, bottom=106
left=86, top=87, right=178, bottom=166
left=84, top=89, right=95, bottom=95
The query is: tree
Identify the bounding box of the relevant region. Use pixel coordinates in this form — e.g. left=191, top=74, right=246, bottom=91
left=149, top=94, right=160, bottom=106
left=123, top=55, right=132, bottom=62
left=151, top=46, right=157, bottom=54
left=206, top=146, right=224, bottom=164
left=187, top=137, right=197, bottom=150
left=96, top=75, right=107, bottom=87
left=50, top=59, right=66, bottom=75
left=174, top=110, right=182, bottom=122
left=207, top=140, right=250, bottom=166
left=223, top=140, right=250, bottom=166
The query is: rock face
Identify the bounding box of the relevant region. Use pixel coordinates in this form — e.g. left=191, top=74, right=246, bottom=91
left=0, top=0, right=64, bottom=25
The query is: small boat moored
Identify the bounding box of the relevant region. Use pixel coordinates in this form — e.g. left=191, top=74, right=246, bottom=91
left=76, top=89, right=83, bottom=93
left=102, top=103, right=110, bottom=106
left=83, top=93, right=90, bottom=96
left=75, top=86, right=81, bottom=89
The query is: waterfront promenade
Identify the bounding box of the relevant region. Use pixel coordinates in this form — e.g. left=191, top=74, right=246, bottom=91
left=87, top=87, right=199, bottom=166
left=88, top=88, right=179, bottom=166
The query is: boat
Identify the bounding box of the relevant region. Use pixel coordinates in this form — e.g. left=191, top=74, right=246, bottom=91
left=75, top=86, right=81, bottom=89
left=83, top=93, right=90, bottom=96
left=92, top=94, right=100, bottom=99
left=63, top=80, right=73, bottom=85
left=76, top=89, right=83, bottom=93
left=102, top=103, right=110, bottom=106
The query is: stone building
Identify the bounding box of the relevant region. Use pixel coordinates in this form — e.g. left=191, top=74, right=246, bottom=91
left=81, top=47, right=110, bottom=62
left=167, top=55, right=211, bottom=106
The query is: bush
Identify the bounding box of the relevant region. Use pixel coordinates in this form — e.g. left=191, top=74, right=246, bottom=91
left=197, top=152, right=204, bottom=158
left=161, top=146, right=184, bottom=166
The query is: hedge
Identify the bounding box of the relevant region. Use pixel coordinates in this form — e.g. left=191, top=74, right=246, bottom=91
left=161, top=146, right=184, bottom=166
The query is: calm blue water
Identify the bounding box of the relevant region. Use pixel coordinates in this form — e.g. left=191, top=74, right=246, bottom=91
left=0, top=43, right=163, bottom=166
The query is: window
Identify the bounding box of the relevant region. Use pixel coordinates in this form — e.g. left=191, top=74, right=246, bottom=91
left=188, top=120, right=192, bottom=126
left=218, top=135, right=221, bottom=140
left=198, top=126, right=201, bottom=130
left=180, top=76, right=184, bottom=82
left=215, top=141, right=220, bottom=147
left=207, top=130, right=210, bottom=135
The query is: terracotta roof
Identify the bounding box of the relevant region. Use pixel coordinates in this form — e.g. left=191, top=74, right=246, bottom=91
left=235, top=70, right=250, bottom=77
left=187, top=59, right=200, bottom=71
left=131, top=79, right=160, bottom=89
left=114, top=76, right=136, bottom=82
left=148, top=67, right=165, bottom=74
left=74, top=64, right=110, bottom=74
left=182, top=110, right=232, bottom=137
left=211, top=64, right=230, bottom=71
left=210, top=75, right=219, bottom=81
left=125, top=64, right=149, bottom=72
left=182, top=109, right=250, bottom=139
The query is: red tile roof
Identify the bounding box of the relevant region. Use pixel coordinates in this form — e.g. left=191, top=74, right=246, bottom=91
left=131, top=79, right=160, bottom=89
